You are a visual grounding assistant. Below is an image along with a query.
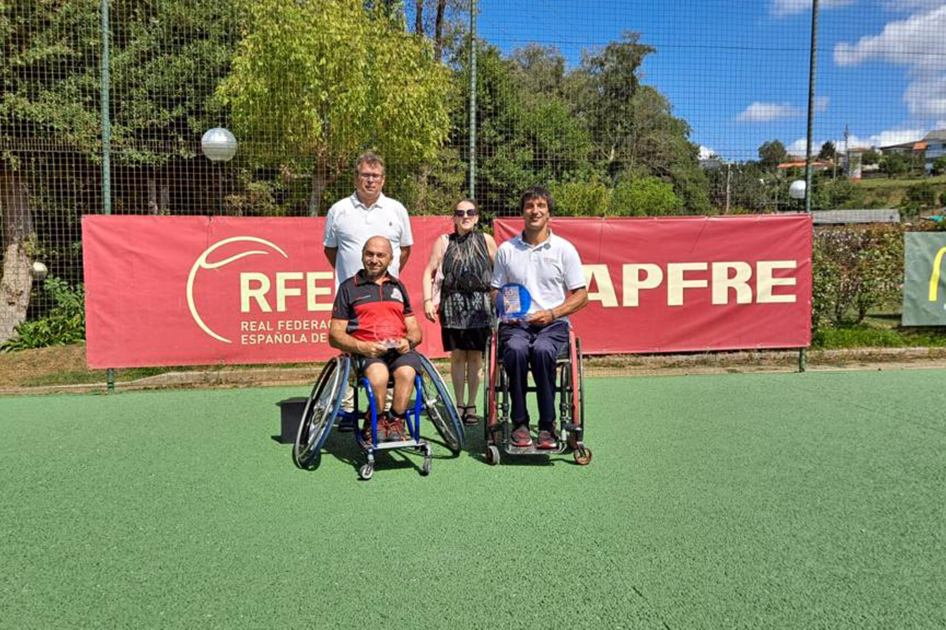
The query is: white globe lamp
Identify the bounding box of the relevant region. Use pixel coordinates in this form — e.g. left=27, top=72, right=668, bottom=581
left=31, top=261, right=48, bottom=281
left=201, top=127, right=238, bottom=162
left=788, top=179, right=806, bottom=200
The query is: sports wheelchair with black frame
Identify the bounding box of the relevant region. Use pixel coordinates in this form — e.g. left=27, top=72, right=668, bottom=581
left=484, top=323, right=592, bottom=466
left=292, top=353, right=464, bottom=480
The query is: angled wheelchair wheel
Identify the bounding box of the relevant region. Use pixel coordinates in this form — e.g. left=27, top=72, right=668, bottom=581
left=484, top=330, right=499, bottom=445
left=292, top=356, right=350, bottom=470
left=417, top=354, right=464, bottom=454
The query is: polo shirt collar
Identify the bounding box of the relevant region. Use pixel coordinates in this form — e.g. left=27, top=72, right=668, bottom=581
left=351, top=191, right=387, bottom=211
left=516, top=228, right=555, bottom=251
left=353, top=268, right=396, bottom=286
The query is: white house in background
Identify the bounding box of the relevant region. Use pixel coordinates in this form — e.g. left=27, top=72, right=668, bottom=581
left=923, top=129, right=946, bottom=173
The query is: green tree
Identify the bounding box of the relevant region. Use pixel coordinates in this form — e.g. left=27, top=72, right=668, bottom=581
left=569, top=34, right=709, bottom=213
left=217, top=0, right=453, bottom=215
left=758, top=140, right=788, bottom=169
left=0, top=0, right=237, bottom=341
left=447, top=40, right=593, bottom=215
left=611, top=177, right=679, bottom=216
left=861, top=149, right=880, bottom=165
left=932, top=156, right=946, bottom=176
left=818, top=141, right=837, bottom=161
left=879, top=153, right=910, bottom=177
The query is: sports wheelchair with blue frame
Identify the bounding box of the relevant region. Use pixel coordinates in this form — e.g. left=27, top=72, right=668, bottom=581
left=484, top=323, right=592, bottom=466
left=292, top=353, right=465, bottom=480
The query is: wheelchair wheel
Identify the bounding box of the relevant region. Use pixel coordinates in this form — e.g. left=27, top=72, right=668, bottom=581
left=417, top=354, right=464, bottom=454
left=484, top=330, right=498, bottom=444
left=292, top=356, right=350, bottom=469
left=573, top=446, right=593, bottom=466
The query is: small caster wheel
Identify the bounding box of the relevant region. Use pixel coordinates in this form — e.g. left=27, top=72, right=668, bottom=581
left=485, top=444, right=501, bottom=466
left=573, top=446, right=592, bottom=466
left=421, top=457, right=431, bottom=476
left=358, top=464, right=375, bottom=480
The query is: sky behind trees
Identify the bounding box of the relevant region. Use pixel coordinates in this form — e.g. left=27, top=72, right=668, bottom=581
left=476, top=0, right=946, bottom=161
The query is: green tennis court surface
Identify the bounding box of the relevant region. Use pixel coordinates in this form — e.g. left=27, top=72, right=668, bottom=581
left=2, top=370, right=944, bottom=629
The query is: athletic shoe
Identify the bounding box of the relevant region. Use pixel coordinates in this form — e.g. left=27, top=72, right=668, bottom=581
left=511, top=424, right=533, bottom=447
left=360, top=413, right=375, bottom=444
left=536, top=430, right=558, bottom=450
left=386, top=417, right=408, bottom=442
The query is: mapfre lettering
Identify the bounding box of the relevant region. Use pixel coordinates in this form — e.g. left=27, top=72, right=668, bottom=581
left=240, top=271, right=334, bottom=313
left=583, top=260, right=798, bottom=307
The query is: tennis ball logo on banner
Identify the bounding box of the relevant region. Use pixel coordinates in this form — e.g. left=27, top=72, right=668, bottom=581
left=187, top=236, right=333, bottom=346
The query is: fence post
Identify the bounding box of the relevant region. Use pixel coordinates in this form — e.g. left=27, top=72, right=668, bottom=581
left=101, top=0, right=115, bottom=391
left=799, top=0, right=819, bottom=374
left=468, top=0, right=477, bottom=200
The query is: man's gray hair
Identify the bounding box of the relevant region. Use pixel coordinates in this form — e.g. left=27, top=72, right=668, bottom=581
left=354, top=151, right=385, bottom=174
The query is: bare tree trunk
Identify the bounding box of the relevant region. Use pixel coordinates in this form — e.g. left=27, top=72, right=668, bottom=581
left=0, top=167, right=35, bottom=345
left=160, top=176, right=169, bottom=215
left=434, top=0, right=446, bottom=61
left=415, top=0, right=423, bottom=35
left=148, top=174, right=159, bottom=214
left=308, top=160, right=331, bottom=217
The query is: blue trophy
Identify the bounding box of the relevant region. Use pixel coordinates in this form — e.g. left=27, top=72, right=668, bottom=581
left=496, top=283, right=532, bottom=322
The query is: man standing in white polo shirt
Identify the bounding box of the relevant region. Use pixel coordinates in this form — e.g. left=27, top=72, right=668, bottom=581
left=490, top=186, right=588, bottom=450
left=324, top=152, right=413, bottom=287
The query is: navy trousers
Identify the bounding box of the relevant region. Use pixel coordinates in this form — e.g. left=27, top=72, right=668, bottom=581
left=499, top=320, right=569, bottom=431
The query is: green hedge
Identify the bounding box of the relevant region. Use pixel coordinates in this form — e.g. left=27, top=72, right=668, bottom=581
left=812, top=225, right=904, bottom=328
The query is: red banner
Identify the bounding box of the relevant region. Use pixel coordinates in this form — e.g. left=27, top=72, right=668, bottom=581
left=85, top=214, right=811, bottom=367
left=83, top=216, right=452, bottom=368
left=495, top=215, right=812, bottom=353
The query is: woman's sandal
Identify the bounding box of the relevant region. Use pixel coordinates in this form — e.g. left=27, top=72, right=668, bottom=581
left=460, top=405, right=480, bottom=426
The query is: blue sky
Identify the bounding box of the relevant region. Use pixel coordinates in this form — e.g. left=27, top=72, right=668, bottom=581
left=473, top=0, right=946, bottom=161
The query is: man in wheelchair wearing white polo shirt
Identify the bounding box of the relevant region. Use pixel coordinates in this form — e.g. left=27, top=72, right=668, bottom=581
left=490, top=186, right=588, bottom=450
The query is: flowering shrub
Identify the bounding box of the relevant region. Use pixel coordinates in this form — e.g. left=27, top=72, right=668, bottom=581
left=812, top=225, right=904, bottom=328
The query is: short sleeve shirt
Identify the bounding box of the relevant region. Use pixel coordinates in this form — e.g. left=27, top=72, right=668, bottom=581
left=323, top=192, right=413, bottom=288
left=331, top=270, right=414, bottom=343
left=490, top=231, right=586, bottom=318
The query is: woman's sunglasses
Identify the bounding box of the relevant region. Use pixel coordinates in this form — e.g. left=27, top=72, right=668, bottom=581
left=454, top=208, right=478, bottom=217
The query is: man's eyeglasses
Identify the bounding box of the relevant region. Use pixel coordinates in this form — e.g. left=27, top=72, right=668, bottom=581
left=358, top=172, right=384, bottom=181
left=454, top=208, right=478, bottom=217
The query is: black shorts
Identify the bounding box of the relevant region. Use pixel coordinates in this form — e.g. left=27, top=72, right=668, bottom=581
left=359, top=350, right=423, bottom=374
left=441, top=326, right=490, bottom=353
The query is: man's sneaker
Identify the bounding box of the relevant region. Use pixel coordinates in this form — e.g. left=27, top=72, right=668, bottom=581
left=536, top=430, right=558, bottom=450
left=511, top=424, right=533, bottom=448
left=360, top=413, right=376, bottom=444
left=386, top=416, right=408, bottom=442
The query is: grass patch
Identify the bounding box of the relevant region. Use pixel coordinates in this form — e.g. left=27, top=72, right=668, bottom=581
left=855, top=173, right=946, bottom=190
left=813, top=324, right=946, bottom=349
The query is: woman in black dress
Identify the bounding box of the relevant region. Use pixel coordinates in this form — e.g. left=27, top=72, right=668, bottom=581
left=422, top=199, right=497, bottom=425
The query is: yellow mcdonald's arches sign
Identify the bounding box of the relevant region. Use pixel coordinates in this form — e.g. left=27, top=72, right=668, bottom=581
left=928, top=246, right=946, bottom=302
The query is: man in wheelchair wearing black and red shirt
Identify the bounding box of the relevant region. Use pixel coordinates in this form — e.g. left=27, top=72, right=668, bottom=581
left=329, top=236, right=423, bottom=444
left=490, top=187, right=589, bottom=450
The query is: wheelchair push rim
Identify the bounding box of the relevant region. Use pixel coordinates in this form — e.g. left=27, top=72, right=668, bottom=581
left=417, top=354, right=465, bottom=454
left=292, top=356, right=350, bottom=469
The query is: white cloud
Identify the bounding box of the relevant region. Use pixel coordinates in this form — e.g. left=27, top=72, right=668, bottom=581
left=736, top=102, right=803, bottom=122
left=771, top=0, right=854, bottom=17
left=698, top=145, right=717, bottom=160
left=788, top=127, right=927, bottom=155
left=816, top=96, right=830, bottom=112
left=883, top=0, right=945, bottom=11
left=834, top=5, right=946, bottom=118
left=788, top=138, right=822, bottom=156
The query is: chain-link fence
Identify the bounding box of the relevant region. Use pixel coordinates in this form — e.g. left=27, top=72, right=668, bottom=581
left=2, top=0, right=945, bottom=345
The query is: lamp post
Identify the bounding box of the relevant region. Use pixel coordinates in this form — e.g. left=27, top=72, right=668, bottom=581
left=789, top=177, right=808, bottom=373
left=201, top=127, right=238, bottom=213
